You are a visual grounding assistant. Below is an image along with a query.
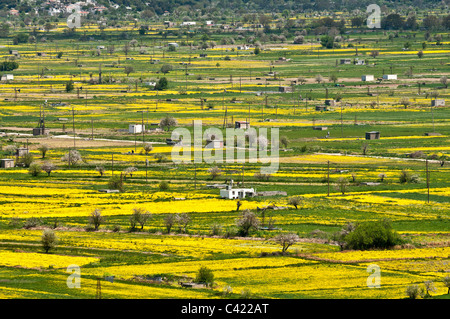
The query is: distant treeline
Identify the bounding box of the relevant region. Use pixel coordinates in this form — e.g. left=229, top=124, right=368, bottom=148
left=0, top=0, right=448, bottom=15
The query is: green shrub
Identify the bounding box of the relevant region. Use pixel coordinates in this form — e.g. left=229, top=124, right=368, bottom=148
left=344, top=219, right=403, bottom=250
left=28, top=163, right=41, bottom=176
left=41, top=229, right=57, bottom=253
left=108, top=174, right=124, bottom=192
left=23, top=217, right=41, bottom=229
left=195, top=266, right=214, bottom=287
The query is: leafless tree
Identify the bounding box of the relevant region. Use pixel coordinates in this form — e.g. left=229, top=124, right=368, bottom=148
left=176, top=213, right=191, bottom=233
left=42, top=161, right=57, bottom=176
left=274, top=233, right=300, bottom=253
left=164, top=214, right=176, bottom=233
left=89, top=208, right=104, bottom=231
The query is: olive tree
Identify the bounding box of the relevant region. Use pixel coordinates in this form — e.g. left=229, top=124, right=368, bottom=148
left=130, top=207, right=152, bottom=231
left=89, top=208, right=104, bottom=231
left=288, top=196, right=302, bottom=209
left=41, top=229, right=57, bottom=253
left=236, top=210, right=259, bottom=236
left=38, top=144, right=49, bottom=158
left=159, top=115, right=178, bottom=131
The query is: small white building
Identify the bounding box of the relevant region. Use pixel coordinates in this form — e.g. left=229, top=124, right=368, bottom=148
left=237, top=45, right=250, bottom=50
left=1, top=74, right=14, bottom=81
left=181, top=21, right=196, bottom=26
left=235, top=121, right=250, bottom=129
left=129, top=124, right=145, bottom=134
left=339, top=58, right=351, bottom=64
left=0, top=159, right=14, bottom=169
left=383, top=74, right=397, bottom=80
left=431, top=99, right=445, bottom=107
left=205, top=139, right=223, bottom=149
left=362, top=75, right=374, bottom=82
left=220, top=185, right=255, bottom=199
left=206, top=20, right=214, bottom=26
left=167, top=42, right=179, bottom=47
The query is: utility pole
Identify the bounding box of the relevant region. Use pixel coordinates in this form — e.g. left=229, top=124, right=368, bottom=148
left=72, top=107, right=76, bottom=149
left=194, top=163, right=197, bottom=189
left=91, top=117, right=94, bottom=140
left=426, top=159, right=430, bottom=203
left=111, top=154, right=114, bottom=176
left=327, top=161, right=330, bottom=197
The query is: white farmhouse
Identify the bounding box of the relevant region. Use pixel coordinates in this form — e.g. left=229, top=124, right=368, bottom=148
left=181, top=21, right=196, bottom=26
left=129, top=124, right=145, bottom=134
left=220, top=185, right=255, bottom=199
left=383, top=74, right=397, bottom=80
left=1, top=74, right=13, bottom=81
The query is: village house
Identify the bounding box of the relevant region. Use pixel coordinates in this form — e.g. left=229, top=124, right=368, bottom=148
left=382, top=74, right=397, bottom=80
left=362, top=75, right=374, bottom=82
left=235, top=121, right=250, bottom=129
left=220, top=181, right=255, bottom=199
left=0, top=159, right=14, bottom=169
left=324, top=99, right=336, bottom=106
left=15, top=148, right=29, bottom=157
left=1, top=74, right=14, bottom=81
left=431, top=99, right=445, bottom=107
left=129, top=124, right=145, bottom=134
left=278, top=86, right=293, bottom=93
left=205, top=138, right=223, bottom=149
left=181, top=21, right=196, bottom=26
left=365, top=131, right=380, bottom=140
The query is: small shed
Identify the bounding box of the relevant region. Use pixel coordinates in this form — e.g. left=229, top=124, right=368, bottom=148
left=355, top=59, right=365, bottom=65
left=0, top=159, right=14, bottom=168
left=313, top=126, right=328, bottom=130
left=324, top=99, right=336, bottom=106
left=16, top=148, right=29, bottom=157
left=167, top=42, right=179, bottom=47
left=362, top=75, right=374, bottom=82
left=205, top=139, right=223, bottom=149
left=315, top=105, right=328, bottom=111
left=278, top=86, right=293, bottom=93
left=33, top=127, right=47, bottom=136
left=129, top=124, right=145, bottom=134
left=431, top=99, right=445, bottom=107
left=340, top=59, right=351, bottom=64
left=365, top=131, right=380, bottom=140
left=235, top=121, right=250, bottom=129
left=382, top=74, right=397, bottom=80
left=36, top=52, right=47, bottom=57
left=1, top=74, right=14, bottom=81
left=9, top=50, right=19, bottom=56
